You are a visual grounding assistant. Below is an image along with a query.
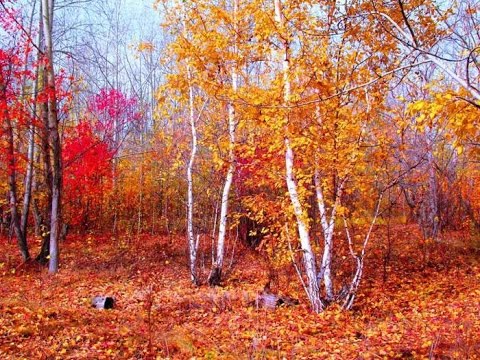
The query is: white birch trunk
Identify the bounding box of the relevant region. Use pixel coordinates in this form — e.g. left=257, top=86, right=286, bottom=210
left=342, top=193, right=383, bottom=310
left=275, top=0, right=323, bottom=312
left=181, top=2, right=200, bottom=284
left=314, top=169, right=334, bottom=300
left=43, top=0, right=61, bottom=274
left=186, top=64, right=198, bottom=284
left=285, top=141, right=323, bottom=312
left=208, top=0, right=239, bottom=286
left=211, top=84, right=236, bottom=279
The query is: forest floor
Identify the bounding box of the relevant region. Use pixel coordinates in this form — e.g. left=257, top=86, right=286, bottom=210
left=0, top=226, right=479, bottom=359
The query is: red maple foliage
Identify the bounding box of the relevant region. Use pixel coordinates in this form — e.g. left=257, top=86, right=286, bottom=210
left=87, top=88, right=141, bottom=151
left=63, top=121, right=114, bottom=230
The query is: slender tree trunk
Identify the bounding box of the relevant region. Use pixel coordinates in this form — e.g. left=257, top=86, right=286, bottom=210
left=426, top=148, right=439, bottom=240
left=137, top=147, right=144, bottom=235
left=209, top=133, right=235, bottom=285
left=314, top=169, right=335, bottom=300
left=1, top=79, right=30, bottom=261
left=20, top=112, right=35, bottom=245
left=42, top=0, right=62, bottom=274
left=18, top=0, right=39, bottom=253
left=274, top=0, right=323, bottom=312
left=112, top=6, right=121, bottom=235
left=208, top=0, right=238, bottom=286
left=181, top=1, right=201, bottom=285
left=36, top=90, right=53, bottom=264
left=313, top=105, right=335, bottom=300
left=35, top=0, right=52, bottom=265
left=32, top=192, right=42, bottom=236
left=285, top=141, right=323, bottom=312
left=20, top=56, right=40, bottom=250
left=342, top=194, right=383, bottom=310
left=186, top=66, right=199, bottom=284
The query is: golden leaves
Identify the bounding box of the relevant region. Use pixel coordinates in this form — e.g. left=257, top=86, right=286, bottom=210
left=136, top=41, right=155, bottom=53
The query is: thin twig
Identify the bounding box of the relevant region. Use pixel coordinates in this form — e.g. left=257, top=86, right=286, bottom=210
left=285, top=225, right=310, bottom=301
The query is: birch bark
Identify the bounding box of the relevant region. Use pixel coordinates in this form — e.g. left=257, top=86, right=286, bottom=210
left=208, top=0, right=239, bottom=286
left=274, top=0, right=323, bottom=312
left=182, top=4, right=200, bottom=284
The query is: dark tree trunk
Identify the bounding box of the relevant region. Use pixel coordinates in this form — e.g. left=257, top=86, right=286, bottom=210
left=35, top=73, right=52, bottom=264
left=1, top=73, right=30, bottom=261
left=208, top=266, right=222, bottom=287
left=36, top=234, right=50, bottom=265
left=238, top=216, right=264, bottom=248
left=42, top=0, right=62, bottom=274
left=19, top=51, right=40, bottom=249
left=32, top=184, right=43, bottom=237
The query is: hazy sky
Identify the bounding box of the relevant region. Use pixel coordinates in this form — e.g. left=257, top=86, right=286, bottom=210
left=123, top=0, right=155, bottom=13
left=115, top=0, right=163, bottom=38
left=121, top=0, right=160, bottom=20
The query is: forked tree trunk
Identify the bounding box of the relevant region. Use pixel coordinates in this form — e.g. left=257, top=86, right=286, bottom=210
left=285, top=141, right=323, bottom=312
left=274, top=0, right=323, bottom=312
left=314, top=169, right=334, bottom=300
left=342, top=193, right=383, bottom=310
left=315, top=168, right=346, bottom=301
left=208, top=0, right=238, bottom=286
left=208, top=103, right=236, bottom=285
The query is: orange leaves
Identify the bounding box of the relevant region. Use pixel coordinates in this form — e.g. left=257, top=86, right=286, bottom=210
left=136, top=41, right=155, bottom=53
left=1, top=230, right=480, bottom=358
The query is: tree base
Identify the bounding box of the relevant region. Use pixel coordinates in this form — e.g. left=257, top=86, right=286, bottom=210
left=207, top=266, right=222, bottom=286
left=35, top=235, right=50, bottom=265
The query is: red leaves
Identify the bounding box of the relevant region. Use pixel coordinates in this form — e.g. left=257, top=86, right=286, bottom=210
left=0, top=231, right=479, bottom=358
left=87, top=88, right=141, bottom=150
left=0, top=48, right=32, bottom=177
left=63, top=121, right=114, bottom=228
left=0, top=1, right=22, bottom=35
left=61, top=87, right=141, bottom=229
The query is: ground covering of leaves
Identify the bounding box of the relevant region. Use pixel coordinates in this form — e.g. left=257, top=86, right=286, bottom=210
left=0, top=227, right=479, bottom=359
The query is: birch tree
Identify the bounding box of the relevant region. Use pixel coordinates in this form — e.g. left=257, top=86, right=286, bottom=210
left=273, top=0, right=324, bottom=312
left=208, top=0, right=239, bottom=286
left=181, top=3, right=200, bottom=285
